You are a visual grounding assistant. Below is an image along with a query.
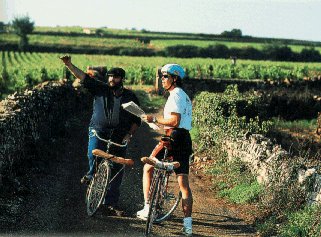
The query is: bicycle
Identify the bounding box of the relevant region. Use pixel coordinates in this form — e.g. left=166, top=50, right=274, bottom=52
left=85, top=129, right=134, bottom=217
left=141, top=135, right=182, bottom=237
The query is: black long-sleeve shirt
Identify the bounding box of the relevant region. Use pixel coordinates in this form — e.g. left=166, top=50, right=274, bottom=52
left=82, top=75, right=141, bottom=141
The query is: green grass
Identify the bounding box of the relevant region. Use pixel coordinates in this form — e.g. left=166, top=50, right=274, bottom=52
left=219, top=181, right=263, bottom=204
left=32, top=26, right=321, bottom=47
left=206, top=156, right=263, bottom=204
left=279, top=205, right=321, bottom=237
left=0, top=33, right=148, bottom=49
left=151, top=39, right=321, bottom=53
left=151, top=39, right=265, bottom=50
left=35, top=26, right=85, bottom=33
left=5, top=24, right=321, bottom=54
left=272, top=118, right=317, bottom=131
left=34, top=26, right=193, bottom=39
left=4, top=31, right=321, bottom=53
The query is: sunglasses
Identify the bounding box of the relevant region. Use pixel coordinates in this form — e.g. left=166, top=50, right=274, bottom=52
left=162, top=74, right=169, bottom=79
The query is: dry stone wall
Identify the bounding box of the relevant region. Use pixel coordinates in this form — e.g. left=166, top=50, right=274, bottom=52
left=183, top=78, right=321, bottom=205
left=222, top=133, right=321, bottom=205
left=0, top=81, right=81, bottom=182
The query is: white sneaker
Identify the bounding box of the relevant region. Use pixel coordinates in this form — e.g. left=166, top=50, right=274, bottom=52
left=136, top=205, right=149, bottom=220
left=182, top=226, right=193, bottom=236
left=183, top=217, right=193, bottom=236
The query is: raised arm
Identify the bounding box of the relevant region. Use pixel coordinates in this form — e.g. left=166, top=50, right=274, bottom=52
left=60, top=55, right=86, bottom=81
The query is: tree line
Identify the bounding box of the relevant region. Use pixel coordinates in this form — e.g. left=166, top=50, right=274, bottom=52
left=162, top=44, right=321, bottom=62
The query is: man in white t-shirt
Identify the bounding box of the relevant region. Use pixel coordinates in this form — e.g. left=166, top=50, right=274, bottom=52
left=137, top=64, right=193, bottom=236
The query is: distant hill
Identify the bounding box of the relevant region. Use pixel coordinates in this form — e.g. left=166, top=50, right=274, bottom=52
left=1, top=26, right=320, bottom=62
left=33, top=26, right=321, bottom=46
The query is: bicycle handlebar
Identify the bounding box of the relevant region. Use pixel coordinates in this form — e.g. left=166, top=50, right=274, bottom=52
left=141, top=157, right=180, bottom=171
left=92, top=149, right=134, bottom=166
left=92, top=129, right=128, bottom=147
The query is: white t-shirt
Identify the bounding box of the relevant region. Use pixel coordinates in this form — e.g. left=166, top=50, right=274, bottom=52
left=163, top=87, right=192, bottom=130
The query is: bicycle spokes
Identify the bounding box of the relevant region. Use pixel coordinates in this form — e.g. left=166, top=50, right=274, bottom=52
left=86, top=162, right=110, bottom=216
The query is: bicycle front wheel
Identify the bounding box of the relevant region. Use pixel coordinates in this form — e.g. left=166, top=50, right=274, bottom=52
left=86, top=161, right=110, bottom=216
left=155, top=172, right=181, bottom=223
left=145, top=174, right=161, bottom=236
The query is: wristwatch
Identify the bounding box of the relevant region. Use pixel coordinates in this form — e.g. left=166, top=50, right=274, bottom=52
left=153, top=117, right=157, bottom=123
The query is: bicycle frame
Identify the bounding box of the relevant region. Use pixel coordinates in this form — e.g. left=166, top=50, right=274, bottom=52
left=147, top=146, right=174, bottom=208
left=86, top=129, right=128, bottom=216
left=92, top=129, right=127, bottom=182
left=145, top=142, right=182, bottom=236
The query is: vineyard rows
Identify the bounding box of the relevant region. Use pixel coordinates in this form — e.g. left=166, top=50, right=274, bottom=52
left=1, top=51, right=321, bottom=98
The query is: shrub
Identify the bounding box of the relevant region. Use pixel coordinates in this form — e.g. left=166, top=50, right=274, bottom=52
left=279, top=204, right=321, bottom=237
left=199, top=44, right=229, bottom=58
left=164, top=45, right=199, bottom=58
left=192, top=84, right=272, bottom=153
left=299, top=47, right=321, bottom=62
left=219, top=181, right=263, bottom=204
left=256, top=216, right=278, bottom=237
left=263, top=44, right=294, bottom=61
left=206, top=152, right=263, bottom=204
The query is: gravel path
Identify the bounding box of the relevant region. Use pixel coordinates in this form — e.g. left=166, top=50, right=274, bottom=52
left=0, top=112, right=257, bottom=237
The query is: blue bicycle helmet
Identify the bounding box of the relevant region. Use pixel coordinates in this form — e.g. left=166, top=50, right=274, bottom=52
left=161, top=64, right=185, bottom=79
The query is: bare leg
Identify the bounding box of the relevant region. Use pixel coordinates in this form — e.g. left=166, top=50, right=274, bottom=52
left=143, top=164, right=154, bottom=203
left=177, top=174, right=193, bottom=217
left=137, top=164, right=154, bottom=219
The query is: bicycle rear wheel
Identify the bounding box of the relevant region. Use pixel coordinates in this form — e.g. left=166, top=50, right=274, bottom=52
left=86, top=161, right=110, bottom=216
left=155, top=172, right=181, bottom=223
left=145, top=174, right=161, bottom=237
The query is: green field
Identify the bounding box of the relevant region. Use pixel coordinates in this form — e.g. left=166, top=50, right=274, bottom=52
left=0, top=34, right=149, bottom=49
left=2, top=31, right=320, bottom=54
left=1, top=26, right=321, bottom=99
left=1, top=50, right=321, bottom=99
left=151, top=39, right=321, bottom=53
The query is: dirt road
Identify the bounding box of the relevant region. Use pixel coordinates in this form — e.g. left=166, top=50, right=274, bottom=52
left=0, top=113, right=257, bottom=237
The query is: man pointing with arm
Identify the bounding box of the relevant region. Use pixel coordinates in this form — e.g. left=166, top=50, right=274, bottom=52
left=60, top=55, right=141, bottom=216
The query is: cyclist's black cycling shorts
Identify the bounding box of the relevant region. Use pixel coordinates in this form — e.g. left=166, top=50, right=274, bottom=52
left=154, top=128, right=192, bottom=175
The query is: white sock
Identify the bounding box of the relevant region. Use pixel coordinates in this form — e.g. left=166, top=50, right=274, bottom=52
left=144, top=203, right=150, bottom=210
left=183, top=217, right=192, bottom=228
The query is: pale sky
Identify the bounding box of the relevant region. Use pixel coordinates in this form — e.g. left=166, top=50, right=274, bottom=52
left=1, top=0, right=321, bottom=42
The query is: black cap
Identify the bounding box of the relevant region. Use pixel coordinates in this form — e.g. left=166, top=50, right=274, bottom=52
left=107, top=67, right=125, bottom=78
